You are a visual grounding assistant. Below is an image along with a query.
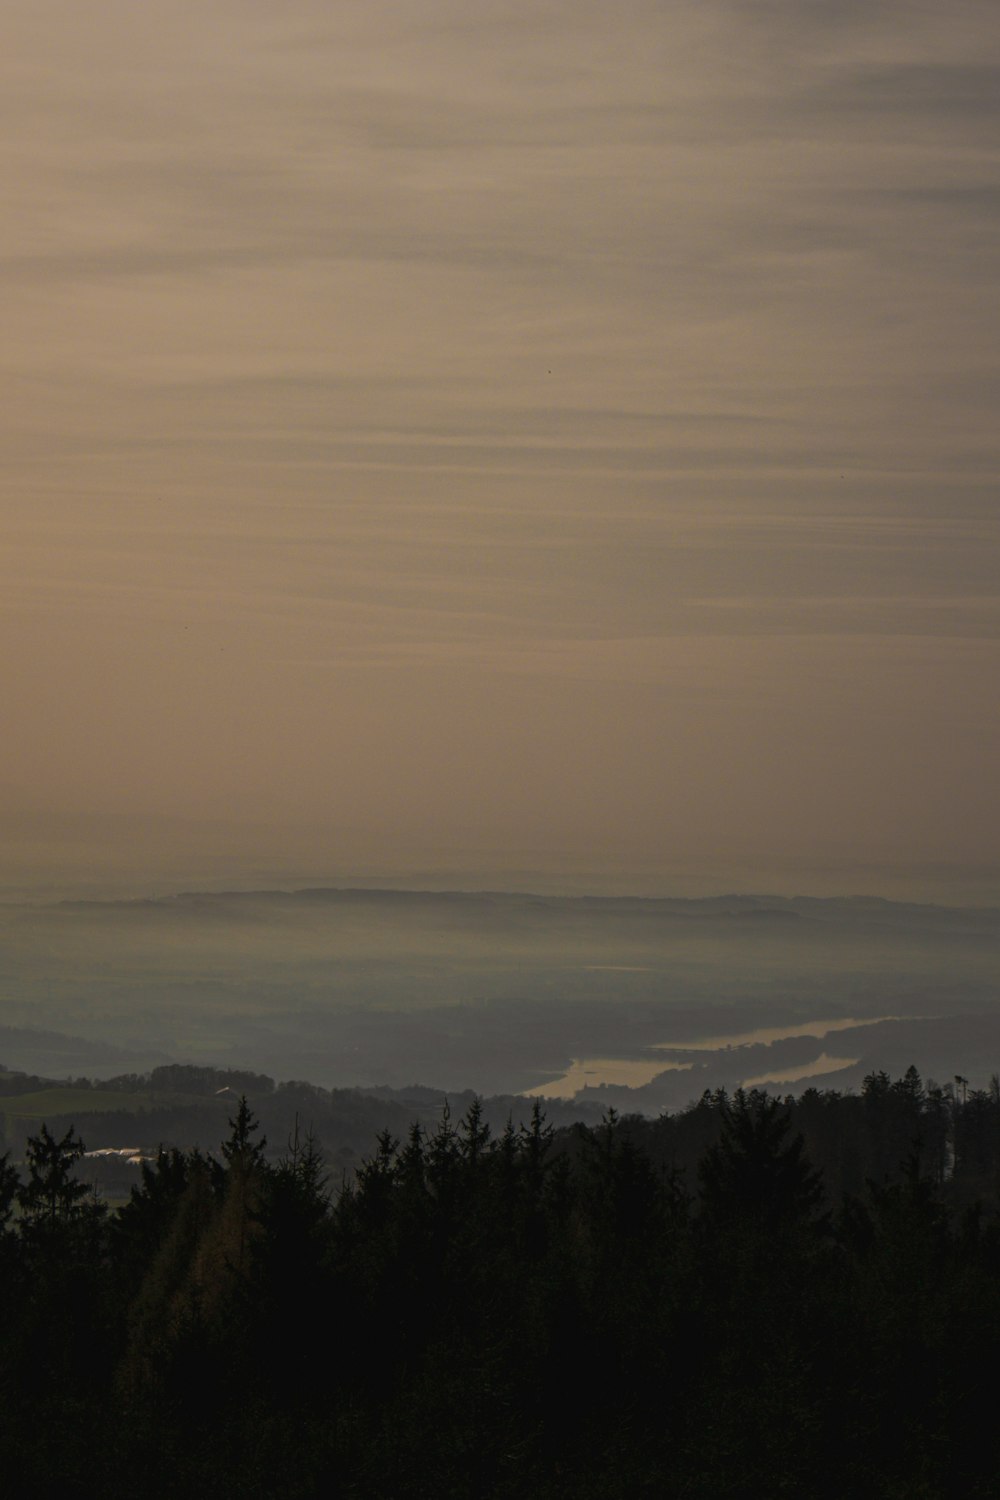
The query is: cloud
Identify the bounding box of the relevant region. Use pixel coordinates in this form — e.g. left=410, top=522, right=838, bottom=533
left=1, top=0, right=998, bottom=894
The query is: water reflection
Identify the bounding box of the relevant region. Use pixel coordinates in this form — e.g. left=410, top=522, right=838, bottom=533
left=654, top=1016, right=897, bottom=1053
left=522, top=1056, right=693, bottom=1099
left=742, top=1052, right=860, bottom=1088
left=525, top=1016, right=898, bottom=1101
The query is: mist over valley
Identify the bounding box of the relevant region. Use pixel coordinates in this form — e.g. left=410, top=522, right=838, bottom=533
left=2, top=886, right=996, bottom=1110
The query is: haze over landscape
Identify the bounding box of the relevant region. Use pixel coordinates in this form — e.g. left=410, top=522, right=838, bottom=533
left=2, top=887, right=1000, bottom=1109
left=2, top=2, right=998, bottom=1107
left=4, top=11, right=1000, bottom=1495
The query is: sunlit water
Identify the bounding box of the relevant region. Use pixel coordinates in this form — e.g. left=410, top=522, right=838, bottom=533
left=522, top=1057, right=694, bottom=1098
left=523, top=1016, right=897, bottom=1100
left=742, top=1053, right=860, bottom=1088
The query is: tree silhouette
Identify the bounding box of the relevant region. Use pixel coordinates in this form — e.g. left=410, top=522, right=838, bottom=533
left=0, top=1151, right=18, bottom=1234
left=17, top=1124, right=93, bottom=1230
left=698, top=1088, right=825, bottom=1232
left=220, top=1095, right=267, bottom=1172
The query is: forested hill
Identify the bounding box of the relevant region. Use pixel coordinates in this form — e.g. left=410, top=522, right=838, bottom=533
left=0, top=1059, right=603, bottom=1191
left=2, top=1068, right=1000, bottom=1497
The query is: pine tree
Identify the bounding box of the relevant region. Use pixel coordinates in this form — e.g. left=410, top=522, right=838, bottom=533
left=0, top=1151, right=18, bottom=1234
left=17, top=1124, right=95, bottom=1231
left=458, top=1097, right=491, bottom=1169
left=221, top=1095, right=267, bottom=1173
left=698, top=1088, right=825, bottom=1233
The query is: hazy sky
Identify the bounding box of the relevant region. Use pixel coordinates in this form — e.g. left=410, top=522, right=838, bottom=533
left=3, top=0, right=999, bottom=900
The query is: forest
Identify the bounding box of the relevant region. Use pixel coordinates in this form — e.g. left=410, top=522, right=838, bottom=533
left=2, top=1068, right=1000, bottom=1498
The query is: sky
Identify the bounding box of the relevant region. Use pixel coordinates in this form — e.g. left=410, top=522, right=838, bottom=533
left=2, top=0, right=999, bottom=901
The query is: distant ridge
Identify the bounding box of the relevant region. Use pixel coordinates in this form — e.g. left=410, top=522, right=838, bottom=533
left=41, top=884, right=1000, bottom=929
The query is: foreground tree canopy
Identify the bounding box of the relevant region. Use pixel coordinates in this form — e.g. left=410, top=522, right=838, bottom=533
left=2, top=1069, right=1000, bottom=1498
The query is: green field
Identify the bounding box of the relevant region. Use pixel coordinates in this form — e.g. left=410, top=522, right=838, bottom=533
left=0, top=1087, right=205, bottom=1120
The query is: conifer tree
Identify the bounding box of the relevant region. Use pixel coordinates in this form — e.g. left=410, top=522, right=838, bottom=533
left=698, top=1088, right=825, bottom=1232
left=221, top=1095, right=267, bottom=1173
left=458, top=1097, right=491, bottom=1168
left=0, top=1151, right=18, bottom=1234
left=17, top=1124, right=94, bottom=1231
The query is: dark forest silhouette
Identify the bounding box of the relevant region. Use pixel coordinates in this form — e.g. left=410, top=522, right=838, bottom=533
left=2, top=1069, right=1000, bottom=1497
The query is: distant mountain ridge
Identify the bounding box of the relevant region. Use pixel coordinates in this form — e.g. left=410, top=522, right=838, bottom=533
left=41, top=883, right=1000, bottom=930
left=1, top=885, right=996, bottom=1099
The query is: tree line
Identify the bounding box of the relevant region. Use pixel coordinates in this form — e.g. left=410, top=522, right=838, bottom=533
left=1, top=1068, right=1000, bottom=1497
